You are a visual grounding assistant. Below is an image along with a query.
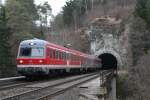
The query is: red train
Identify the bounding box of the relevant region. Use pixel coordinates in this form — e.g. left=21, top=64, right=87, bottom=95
left=16, top=39, right=101, bottom=76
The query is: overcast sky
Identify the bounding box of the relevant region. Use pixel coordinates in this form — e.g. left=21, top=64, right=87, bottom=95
left=1, top=0, right=68, bottom=16
left=35, top=0, right=68, bottom=16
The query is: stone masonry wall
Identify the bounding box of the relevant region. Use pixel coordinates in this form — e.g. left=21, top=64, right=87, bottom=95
left=84, top=17, right=132, bottom=69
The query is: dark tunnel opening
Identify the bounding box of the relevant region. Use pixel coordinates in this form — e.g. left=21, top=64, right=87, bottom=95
left=98, top=53, right=118, bottom=70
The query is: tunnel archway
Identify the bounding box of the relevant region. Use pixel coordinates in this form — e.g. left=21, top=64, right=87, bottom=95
left=98, top=53, right=118, bottom=69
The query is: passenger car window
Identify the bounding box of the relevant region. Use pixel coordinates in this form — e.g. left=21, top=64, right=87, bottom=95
left=50, top=49, right=53, bottom=58
left=55, top=51, right=59, bottom=59
left=62, top=52, right=66, bottom=60
left=53, top=50, right=56, bottom=59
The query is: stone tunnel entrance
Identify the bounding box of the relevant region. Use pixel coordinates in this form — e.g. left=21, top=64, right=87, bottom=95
left=98, top=53, right=118, bottom=69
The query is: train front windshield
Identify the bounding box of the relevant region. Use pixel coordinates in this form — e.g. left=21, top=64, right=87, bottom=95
left=19, top=47, right=44, bottom=57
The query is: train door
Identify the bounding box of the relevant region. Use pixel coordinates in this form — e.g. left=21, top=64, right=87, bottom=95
left=50, top=48, right=54, bottom=65
left=66, top=53, right=70, bottom=67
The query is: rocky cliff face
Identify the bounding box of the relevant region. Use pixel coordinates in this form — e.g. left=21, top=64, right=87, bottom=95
left=84, top=17, right=132, bottom=69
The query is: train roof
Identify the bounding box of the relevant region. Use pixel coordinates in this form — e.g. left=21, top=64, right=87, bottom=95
left=47, top=43, right=89, bottom=57
left=20, top=39, right=93, bottom=58
left=20, top=39, right=47, bottom=47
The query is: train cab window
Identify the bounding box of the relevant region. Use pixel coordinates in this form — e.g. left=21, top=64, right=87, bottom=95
left=19, top=48, right=31, bottom=57
left=19, top=47, right=44, bottom=57
left=31, top=48, right=44, bottom=57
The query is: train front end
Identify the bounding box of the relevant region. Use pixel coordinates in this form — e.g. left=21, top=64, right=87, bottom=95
left=16, top=39, right=48, bottom=76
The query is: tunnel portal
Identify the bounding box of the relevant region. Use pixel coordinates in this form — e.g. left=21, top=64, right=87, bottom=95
left=98, top=53, right=118, bottom=69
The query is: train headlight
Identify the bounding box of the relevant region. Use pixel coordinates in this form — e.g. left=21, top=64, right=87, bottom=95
left=30, top=43, right=34, bottom=45
left=39, top=60, right=43, bottom=63
left=19, top=60, right=23, bottom=64
left=29, top=42, right=36, bottom=46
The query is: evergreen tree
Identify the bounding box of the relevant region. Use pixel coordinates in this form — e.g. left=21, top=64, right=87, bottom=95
left=0, top=5, right=13, bottom=77
left=37, top=2, right=52, bottom=39
left=5, top=0, right=37, bottom=59
left=62, top=0, right=92, bottom=26
left=136, top=0, right=150, bottom=25
left=5, top=0, right=38, bottom=35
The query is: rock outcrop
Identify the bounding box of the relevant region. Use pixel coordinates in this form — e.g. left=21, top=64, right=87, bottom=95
left=84, top=17, right=132, bottom=69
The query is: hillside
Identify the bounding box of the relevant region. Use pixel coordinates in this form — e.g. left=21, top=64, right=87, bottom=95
left=51, top=0, right=150, bottom=99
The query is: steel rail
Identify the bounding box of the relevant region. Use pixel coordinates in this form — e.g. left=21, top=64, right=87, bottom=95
left=0, top=74, right=80, bottom=90
left=2, top=72, right=99, bottom=100
left=36, top=74, right=99, bottom=100
left=0, top=76, right=26, bottom=90
left=0, top=82, right=28, bottom=90
left=0, top=76, right=25, bottom=82
left=37, top=70, right=114, bottom=100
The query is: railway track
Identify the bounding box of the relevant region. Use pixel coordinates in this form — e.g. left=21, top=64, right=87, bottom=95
left=0, top=76, right=26, bottom=90
left=0, top=76, right=25, bottom=82
left=0, top=71, right=112, bottom=100
left=0, top=74, right=82, bottom=90
left=0, top=76, right=25, bottom=86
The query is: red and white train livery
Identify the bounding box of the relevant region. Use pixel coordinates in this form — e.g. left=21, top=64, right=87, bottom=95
left=16, top=39, right=101, bottom=76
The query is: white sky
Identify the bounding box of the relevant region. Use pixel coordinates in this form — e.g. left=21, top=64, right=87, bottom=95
left=35, top=0, right=68, bottom=16
left=1, top=0, right=4, bottom=4
left=1, top=0, right=68, bottom=16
